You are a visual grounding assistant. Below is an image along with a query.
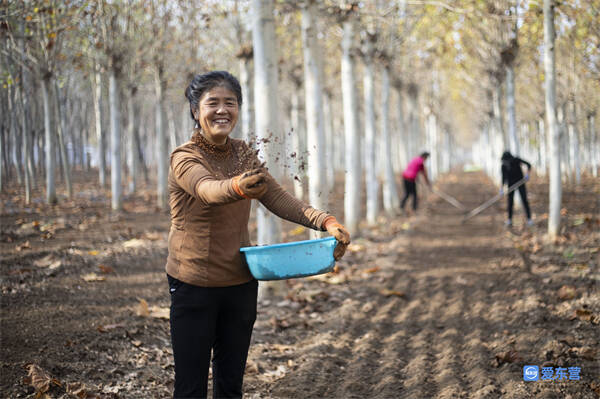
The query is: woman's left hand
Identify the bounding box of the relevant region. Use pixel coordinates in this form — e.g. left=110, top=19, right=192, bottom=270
left=323, top=217, right=351, bottom=260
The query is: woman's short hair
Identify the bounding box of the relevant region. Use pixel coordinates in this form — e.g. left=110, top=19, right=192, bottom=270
left=184, top=71, right=243, bottom=123
left=420, top=151, right=430, bottom=158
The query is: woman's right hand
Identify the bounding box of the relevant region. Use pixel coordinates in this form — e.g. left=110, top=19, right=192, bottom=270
left=233, top=168, right=268, bottom=199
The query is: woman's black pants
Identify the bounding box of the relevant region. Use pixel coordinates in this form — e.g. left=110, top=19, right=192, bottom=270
left=400, top=178, right=418, bottom=210
left=507, top=183, right=532, bottom=220
left=168, top=275, right=258, bottom=399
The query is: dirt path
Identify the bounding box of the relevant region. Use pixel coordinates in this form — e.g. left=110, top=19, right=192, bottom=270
left=1, top=171, right=598, bottom=398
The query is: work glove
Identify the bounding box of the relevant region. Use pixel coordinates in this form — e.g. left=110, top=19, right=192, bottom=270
left=323, top=217, right=351, bottom=260
left=499, top=188, right=504, bottom=196
left=232, top=167, right=268, bottom=199
left=525, top=173, right=530, bottom=181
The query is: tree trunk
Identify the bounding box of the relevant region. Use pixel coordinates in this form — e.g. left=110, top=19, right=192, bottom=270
left=252, top=0, right=282, bottom=246
left=426, top=109, right=439, bottom=181
left=239, top=56, right=253, bottom=143
left=41, top=75, right=57, bottom=204
left=568, top=98, right=580, bottom=185
left=393, top=85, right=408, bottom=173
left=406, top=85, right=420, bottom=160
left=92, top=66, right=106, bottom=187
left=589, top=113, right=597, bottom=177
left=544, top=0, right=561, bottom=240
left=341, top=17, right=361, bottom=235
left=323, top=90, right=335, bottom=190
left=126, top=86, right=138, bottom=193
left=154, top=66, right=168, bottom=210
left=381, top=66, right=399, bottom=214
left=362, top=33, right=379, bottom=225
left=536, top=118, right=545, bottom=176
left=492, top=83, right=506, bottom=149
left=505, top=64, right=519, bottom=155
left=301, top=1, right=327, bottom=235
left=9, top=87, right=24, bottom=186
left=20, top=81, right=32, bottom=203
left=0, top=126, right=4, bottom=191
left=557, top=104, right=570, bottom=183
left=109, top=67, right=122, bottom=211
left=290, top=86, right=305, bottom=199
left=54, top=81, right=73, bottom=198
left=167, top=106, right=178, bottom=151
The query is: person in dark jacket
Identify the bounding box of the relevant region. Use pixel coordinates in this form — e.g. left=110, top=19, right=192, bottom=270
left=500, top=151, right=533, bottom=226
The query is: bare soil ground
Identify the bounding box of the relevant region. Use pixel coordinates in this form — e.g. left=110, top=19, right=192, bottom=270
left=1, top=170, right=598, bottom=398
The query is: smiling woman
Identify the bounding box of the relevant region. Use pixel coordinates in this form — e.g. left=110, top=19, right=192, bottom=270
left=195, top=86, right=239, bottom=145
left=165, top=71, right=351, bottom=398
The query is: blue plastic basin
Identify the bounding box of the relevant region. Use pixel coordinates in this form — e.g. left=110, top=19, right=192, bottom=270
left=240, top=237, right=337, bottom=281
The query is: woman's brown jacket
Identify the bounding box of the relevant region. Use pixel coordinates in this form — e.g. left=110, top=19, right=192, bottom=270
left=165, top=133, right=331, bottom=287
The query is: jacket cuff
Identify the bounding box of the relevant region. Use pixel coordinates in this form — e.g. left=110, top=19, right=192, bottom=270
left=231, top=176, right=251, bottom=199
left=322, top=216, right=337, bottom=231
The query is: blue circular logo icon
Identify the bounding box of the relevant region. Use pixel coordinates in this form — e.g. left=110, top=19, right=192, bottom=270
left=523, top=366, right=539, bottom=381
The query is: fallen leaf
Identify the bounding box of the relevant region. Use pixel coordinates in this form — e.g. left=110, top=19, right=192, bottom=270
left=574, top=309, right=593, bottom=321
left=557, top=285, right=576, bottom=300
left=144, top=231, right=163, bottom=241
left=136, top=299, right=150, bottom=317
left=245, top=360, right=259, bottom=374
left=262, top=365, right=287, bottom=381
left=149, top=306, right=170, bottom=319
left=347, top=243, right=365, bottom=253
left=87, top=250, right=99, bottom=256
left=98, top=264, right=114, bottom=274
left=363, top=266, right=380, bottom=274
left=573, top=346, right=596, bottom=360
left=97, top=323, right=125, bottom=333
left=16, top=241, right=31, bottom=251
left=24, top=364, right=61, bottom=394
left=380, top=289, right=406, bottom=298
left=325, top=274, right=347, bottom=284
left=33, top=255, right=61, bottom=269
left=131, top=340, right=142, bottom=347
left=123, top=238, right=146, bottom=249
left=66, top=382, right=88, bottom=398
left=82, top=273, right=105, bottom=282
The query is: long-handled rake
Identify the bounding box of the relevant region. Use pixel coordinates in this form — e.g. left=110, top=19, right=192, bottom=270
left=462, top=177, right=527, bottom=223
left=430, top=187, right=467, bottom=210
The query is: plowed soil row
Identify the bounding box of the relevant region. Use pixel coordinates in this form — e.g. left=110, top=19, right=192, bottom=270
left=1, top=170, right=598, bottom=398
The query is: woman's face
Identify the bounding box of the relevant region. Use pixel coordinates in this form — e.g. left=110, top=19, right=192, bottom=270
left=195, top=86, right=239, bottom=145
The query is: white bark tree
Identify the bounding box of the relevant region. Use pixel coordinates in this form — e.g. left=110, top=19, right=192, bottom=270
left=19, top=20, right=32, bottom=203
left=41, top=74, right=57, bottom=204
left=341, top=16, right=361, bottom=235
left=252, top=0, right=282, bottom=245
left=237, top=46, right=254, bottom=143
left=568, top=98, right=580, bottom=185
left=323, top=89, right=335, bottom=190
left=381, top=64, right=400, bottom=214
left=126, top=85, right=138, bottom=193
left=362, top=31, right=379, bottom=225
left=109, top=65, right=122, bottom=211
left=289, top=74, right=305, bottom=200
left=301, top=0, right=327, bottom=236
left=544, top=0, right=561, bottom=240
left=588, top=113, right=597, bottom=177
left=53, top=81, right=73, bottom=199
left=92, top=64, right=106, bottom=188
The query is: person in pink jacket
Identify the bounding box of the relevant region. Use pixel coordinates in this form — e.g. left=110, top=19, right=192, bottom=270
left=400, top=152, right=431, bottom=213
